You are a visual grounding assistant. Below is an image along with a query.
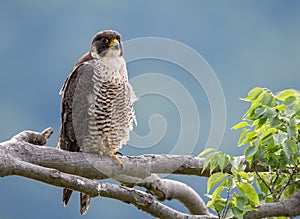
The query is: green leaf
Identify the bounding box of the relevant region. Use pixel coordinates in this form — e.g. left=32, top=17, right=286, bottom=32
left=278, top=153, right=288, bottom=168
left=287, top=124, right=297, bottom=139
left=206, top=200, right=214, bottom=209
left=198, top=148, right=216, bottom=157
left=293, top=103, right=300, bottom=115
left=270, top=116, right=281, bottom=127
left=232, top=207, right=244, bottom=219
left=214, top=200, right=226, bottom=212
left=289, top=117, right=300, bottom=127
left=238, top=128, right=248, bottom=146
left=245, top=205, right=254, bottom=212
left=211, top=185, right=224, bottom=200
left=263, top=109, right=277, bottom=119
left=277, top=89, right=297, bottom=101
left=283, top=139, right=297, bottom=158
left=266, top=197, right=274, bottom=203
left=283, top=96, right=297, bottom=106
left=235, top=195, right=249, bottom=211
left=240, top=131, right=258, bottom=146
left=245, top=103, right=263, bottom=120
left=252, top=106, right=267, bottom=119
left=252, top=147, right=265, bottom=160
left=256, top=177, right=269, bottom=195
left=232, top=121, right=249, bottom=130
left=244, top=145, right=258, bottom=159
left=207, top=172, right=228, bottom=193
left=266, top=138, right=275, bottom=150
left=282, top=184, right=297, bottom=199
left=260, top=128, right=277, bottom=143
left=237, top=182, right=259, bottom=204
left=268, top=155, right=279, bottom=168
left=221, top=177, right=233, bottom=188
left=284, top=109, right=295, bottom=117
left=209, top=153, right=220, bottom=174
left=231, top=156, right=246, bottom=172
left=202, top=153, right=213, bottom=173
left=260, top=92, right=274, bottom=106
left=219, top=153, right=229, bottom=172
left=207, top=199, right=224, bottom=212
left=241, top=87, right=264, bottom=102
left=238, top=172, right=250, bottom=181
left=257, top=118, right=267, bottom=127
left=273, top=130, right=287, bottom=145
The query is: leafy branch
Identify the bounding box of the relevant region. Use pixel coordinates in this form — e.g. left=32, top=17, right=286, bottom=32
left=201, top=87, right=300, bottom=218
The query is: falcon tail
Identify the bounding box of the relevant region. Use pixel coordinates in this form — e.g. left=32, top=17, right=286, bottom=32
left=62, top=188, right=73, bottom=206
left=80, top=193, right=91, bottom=215
left=62, top=189, right=91, bottom=215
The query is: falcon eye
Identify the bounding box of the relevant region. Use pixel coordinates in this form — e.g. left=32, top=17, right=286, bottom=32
left=101, top=38, right=109, bottom=43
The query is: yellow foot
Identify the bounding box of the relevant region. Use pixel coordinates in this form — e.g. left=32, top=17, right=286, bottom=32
left=112, top=153, right=123, bottom=169
left=99, top=150, right=103, bottom=160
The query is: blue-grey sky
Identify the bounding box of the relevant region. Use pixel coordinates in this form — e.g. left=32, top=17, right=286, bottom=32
left=0, top=1, right=300, bottom=218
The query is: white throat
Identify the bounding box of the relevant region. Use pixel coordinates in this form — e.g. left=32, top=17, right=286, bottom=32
left=91, top=47, right=121, bottom=59
left=105, top=47, right=121, bottom=58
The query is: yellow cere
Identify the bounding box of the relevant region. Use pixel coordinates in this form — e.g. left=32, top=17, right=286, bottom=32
left=109, top=38, right=118, bottom=47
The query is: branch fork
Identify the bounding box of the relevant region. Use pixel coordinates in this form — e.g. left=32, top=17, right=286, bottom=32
left=0, top=128, right=299, bottom=219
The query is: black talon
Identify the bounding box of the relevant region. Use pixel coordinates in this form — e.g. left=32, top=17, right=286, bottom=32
left=116, top=151, right=123, bottom=156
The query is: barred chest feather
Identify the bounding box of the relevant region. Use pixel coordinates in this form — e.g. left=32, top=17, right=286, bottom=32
left=72, top=57, right=137, bottom=155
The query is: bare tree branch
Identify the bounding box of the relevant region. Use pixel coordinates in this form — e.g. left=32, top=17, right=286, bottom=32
left=1, top=128, right=299, bottom=219
left=121, top=174, right=211, bottom=215
left=0, top=130, right=267, bottom=181
left=11, top=159, right=216, bottom=219
left=0, top=128, right=213, bottom=218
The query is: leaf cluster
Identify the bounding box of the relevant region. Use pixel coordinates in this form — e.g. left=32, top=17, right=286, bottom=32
left=199, top=87, right=300, bottom=218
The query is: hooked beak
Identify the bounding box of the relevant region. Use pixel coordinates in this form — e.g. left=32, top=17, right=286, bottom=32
left=109, top=38, right=120, bottom=50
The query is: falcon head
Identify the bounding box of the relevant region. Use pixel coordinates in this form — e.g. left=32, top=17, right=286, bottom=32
left=90, top=30, right=123, bottom=59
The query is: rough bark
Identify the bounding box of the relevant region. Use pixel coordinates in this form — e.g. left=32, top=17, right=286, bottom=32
left=244, top=190, right=300, bottom=219
left=0, top=129, right=266, bottom=180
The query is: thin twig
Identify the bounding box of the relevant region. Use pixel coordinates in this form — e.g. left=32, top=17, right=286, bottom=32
left=271, top=170, right=279, bottom=192
left=255, top=171, right=276, bottom=201
left=277, top=166, right=297, bottom=200
left=222, top=183, right=232, bottom=219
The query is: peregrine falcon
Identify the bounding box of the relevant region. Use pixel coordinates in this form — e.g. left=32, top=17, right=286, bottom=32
left=57, top=30, right=137, bottom=214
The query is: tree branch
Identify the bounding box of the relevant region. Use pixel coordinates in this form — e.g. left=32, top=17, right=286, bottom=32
left=1, top=128, right=299, bottom=219
left=12, top=159, right=216, bottom=219
left=244, top=190, right=300, bottom=219
left=0, top=130, right=267, bottom=181
left=121, top=173, right=211, bottom=215
left=0, top=128, right=213, bottom=218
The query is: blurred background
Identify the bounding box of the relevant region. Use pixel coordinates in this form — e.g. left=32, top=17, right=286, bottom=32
left=0, top=0, right=300, bottom=218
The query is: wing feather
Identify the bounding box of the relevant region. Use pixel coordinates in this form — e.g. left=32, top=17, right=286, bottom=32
left=58, top=62, right=94, bottom=214
left=57, top=63, right=94, bottom=152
